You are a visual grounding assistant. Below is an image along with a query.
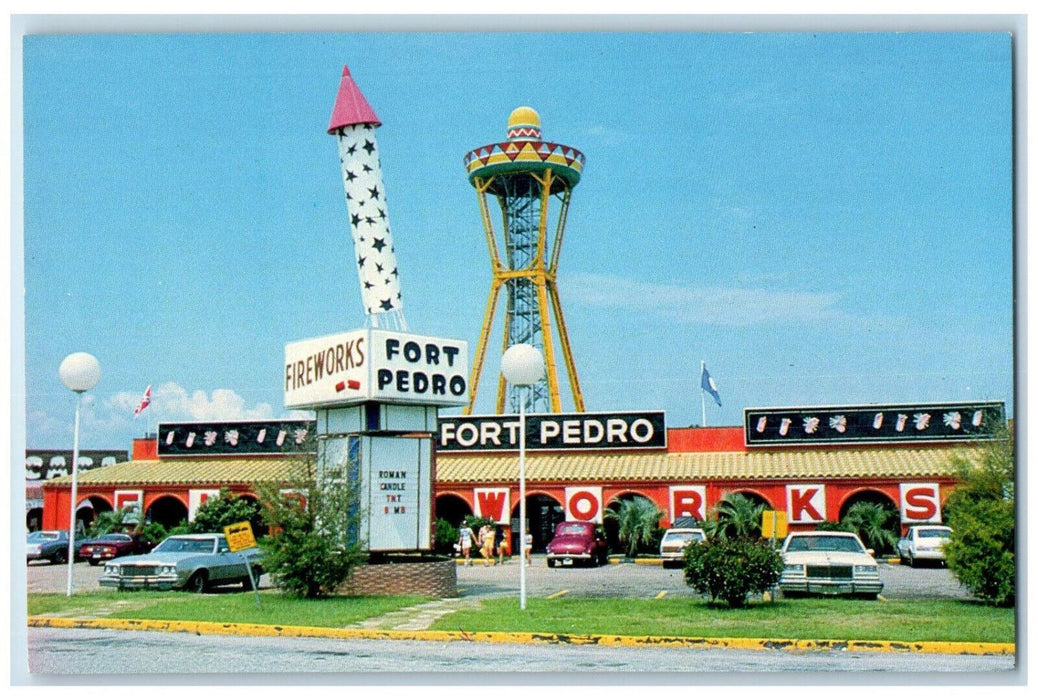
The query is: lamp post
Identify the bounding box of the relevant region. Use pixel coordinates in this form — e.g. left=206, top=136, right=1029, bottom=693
left=500, top=343, right=545, bottom=611
left=59, top=352, right=101, bottom=596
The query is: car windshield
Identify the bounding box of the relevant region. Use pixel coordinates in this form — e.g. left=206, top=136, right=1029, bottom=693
left=663, top=532, right=703, bottom=545
left=27, top=531, right=61, bottom=542
left=918, top=528, right=952, bottom=538
left=786, top=535, right=866, bottom=554
left=558, top=524, right=590, bottom=536
left=154, top=538, right=216, bottom=554
left=98, top=534, right=131, bottom=542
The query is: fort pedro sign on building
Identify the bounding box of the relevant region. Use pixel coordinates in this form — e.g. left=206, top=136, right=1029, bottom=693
left=438, top=411, right=667, bottom=452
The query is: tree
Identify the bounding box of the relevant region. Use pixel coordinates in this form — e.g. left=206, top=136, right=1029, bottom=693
left=604, top=496, right=664, bottom=558
left=704, top=493, right=765, bottom=540
left=187, top=489, right=261, bottom=535
left=683, top=537, right=783, bottom=608
left=258, top=456, right=365, bottom=598
left=943, top=426, right=1015, bottom=607
left=87, top=507, right=135, bottom=537
left=841, top=501, right=899, bottom=555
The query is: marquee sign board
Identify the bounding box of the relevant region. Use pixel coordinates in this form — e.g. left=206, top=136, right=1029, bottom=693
left=158, top=420, right=315, bottom=457
left=437, top=411, right=667, bottom=452
left=744, top=401, right=1005, bottom=447
left=284, top=328, right=469, bottom=410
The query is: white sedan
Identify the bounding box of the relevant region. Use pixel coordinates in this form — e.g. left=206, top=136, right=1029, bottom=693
left=779, top=531, right=884, bottom=599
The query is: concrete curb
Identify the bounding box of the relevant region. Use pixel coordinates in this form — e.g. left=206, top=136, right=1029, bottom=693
left=28, top=616, right=1014, bottom=656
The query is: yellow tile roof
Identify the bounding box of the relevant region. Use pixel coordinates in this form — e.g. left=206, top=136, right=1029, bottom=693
left=435, top=446, right=977, bottom=483
left=42, top=446, right=976, bottom=489
left=44, top=458, right=310, bottom=488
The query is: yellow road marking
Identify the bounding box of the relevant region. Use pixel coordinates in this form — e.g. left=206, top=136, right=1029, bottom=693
left=546, top=590, right=569, bottom=599
left=27, top=617, right=1015, bottom=656
left=655, top=590, right=668, bottom=599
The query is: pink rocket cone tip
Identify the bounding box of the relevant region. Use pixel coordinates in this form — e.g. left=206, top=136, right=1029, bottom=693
left=328, top=64, right=382, bottom=133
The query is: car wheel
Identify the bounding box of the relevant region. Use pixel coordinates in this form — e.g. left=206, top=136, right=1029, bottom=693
left=186, top=571, right=209, bottom=593
left=51, top=549, right=67, bottom=565
left=87, top=559, right=100, bottom=567
left=908, top=553, right=916, bottom=568
left=547, top=558, right=556, bottom=568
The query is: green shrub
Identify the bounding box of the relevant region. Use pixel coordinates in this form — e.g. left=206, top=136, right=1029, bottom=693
left=434, top=518, right=459, bottom=556
left=683, top=537, right=783, bottom=608
left=943, top=426, right=1015, bottom=607
left=187, top=489, right=261, bottom=534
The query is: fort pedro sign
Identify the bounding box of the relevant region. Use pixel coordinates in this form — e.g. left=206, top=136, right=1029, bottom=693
left=284, top=329, right=469, bottom=409
left=438, top=411, right=667, bottom=452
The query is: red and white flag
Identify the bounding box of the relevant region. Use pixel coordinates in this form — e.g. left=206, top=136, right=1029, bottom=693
left=133, top=385, right=152, bottom=417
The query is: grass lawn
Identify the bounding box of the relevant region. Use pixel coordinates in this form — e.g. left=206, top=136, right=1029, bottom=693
left=27, top=592, right=1014, bottom=644
left=27, top=591, right=430, bottom=628
left=428, top=597, right=1015, bottom=644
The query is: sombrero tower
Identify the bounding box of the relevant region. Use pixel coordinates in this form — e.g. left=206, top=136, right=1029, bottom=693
left=463, top=107, right=586, bottom=415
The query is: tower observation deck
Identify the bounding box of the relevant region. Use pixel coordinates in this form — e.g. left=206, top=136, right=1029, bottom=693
left=463, top=107, right=586, bottom=415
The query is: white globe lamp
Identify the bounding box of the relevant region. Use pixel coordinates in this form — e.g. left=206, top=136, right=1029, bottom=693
left=500, top=343, right=544, bottom=611
left=59, top=352, right=101, bottom=596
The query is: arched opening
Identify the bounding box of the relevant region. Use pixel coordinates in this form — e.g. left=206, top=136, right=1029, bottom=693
left=510, top=493, right=564, bottom=553
left=26, top=508, right=43, bottom=532
left=603, top=492, right=664, bottom=555
left=434, top=493, right=473, bottom=530
left=837, top=489, right=900, bottom=555
left=237, top=494, right=268, bottom=537
left=710, top=490, right=772, bottom=540
left=146, top=495, right=189, bottom=531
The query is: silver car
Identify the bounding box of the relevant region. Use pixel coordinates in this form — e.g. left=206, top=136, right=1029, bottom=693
left=99, top=533, right=262, bottom=592
left=779, top=531, right=883, bottom=599
left=659, top=527, right=706, bottom=567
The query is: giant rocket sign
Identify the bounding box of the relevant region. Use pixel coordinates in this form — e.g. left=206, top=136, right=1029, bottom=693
left=328, top=65, right=405, bottom=322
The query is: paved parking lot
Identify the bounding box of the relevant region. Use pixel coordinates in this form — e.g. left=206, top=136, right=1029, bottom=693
left=27, top=555, right=974, bottom=600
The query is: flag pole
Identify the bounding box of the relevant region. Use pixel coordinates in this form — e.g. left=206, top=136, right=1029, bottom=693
left=700, top=360, right=707, bottom=428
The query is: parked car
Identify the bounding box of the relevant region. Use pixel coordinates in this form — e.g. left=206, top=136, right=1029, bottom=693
left=897, top=525, right=953, bottom=568
left=778, top=530, right=883, bottom=599
left=99, top=533, right=262, bottom=592
left=659, top=527, right=706, bottom=567
left=27, top=530, right=84, bottom=564
left=545, top=521, right=609, bottom=567
left=78, top=532, right=153, bottom=565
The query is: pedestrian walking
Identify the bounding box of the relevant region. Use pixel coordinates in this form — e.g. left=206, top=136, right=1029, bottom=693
left=495, top=525, right=506, bottom=565
left=478, top=524, right=494, bottom=566
left=458, top=521, right=475, bottom=566
left=524, top=531, right=533, bottom=564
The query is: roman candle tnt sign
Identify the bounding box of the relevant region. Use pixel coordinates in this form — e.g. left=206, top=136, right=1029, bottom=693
left=787, top=484, right=827, bottom=523
left=899, top=483, right=941, bottom=523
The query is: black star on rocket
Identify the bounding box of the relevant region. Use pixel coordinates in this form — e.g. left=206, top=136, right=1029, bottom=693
left=362, top=139, right=376, bottom=155
left=364, top=280, right=374, bottom=289
left=378, top=208, right=387, bottom=219
left=368, top=186, right=380, bottom=200
left=357, top=256, right=366, bottom=268
left=372, top=237, right=387, bottom=252
left=344, top=169, right=357, bottom=182
left=365, top=216, right=376, bottom=226
left=380, top=298, right=394, bottom=310
left=375, top=262, right=384, bottom=273
left=362, top=163, right=373, bottom=173
left=391, top=267, right=398, bottom=277
left=346, top=143, right=357, bottom=156
left=351, top=213, right=362, bottom=227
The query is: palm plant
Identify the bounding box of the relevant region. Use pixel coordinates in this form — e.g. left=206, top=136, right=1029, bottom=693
left=705, top=493, right=765, bottom=540
left=604, top=496, right=664, bottom=558
left=841, top=501, right=899, bottom=555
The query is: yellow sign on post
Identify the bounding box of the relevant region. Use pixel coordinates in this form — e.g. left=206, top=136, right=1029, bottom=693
left=761, top=510, right=788, bottom=540
left=224, top=521, right=257, bottom=552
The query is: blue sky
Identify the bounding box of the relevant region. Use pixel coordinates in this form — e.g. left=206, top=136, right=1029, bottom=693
left=17, top=30, right=1014, bottom=450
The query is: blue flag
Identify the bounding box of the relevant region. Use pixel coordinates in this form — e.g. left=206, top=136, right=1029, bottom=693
left=701, top=365, right=722, bottom=407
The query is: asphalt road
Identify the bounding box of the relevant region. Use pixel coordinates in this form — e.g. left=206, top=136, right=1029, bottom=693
left=26, top=554, right=972, bottom=599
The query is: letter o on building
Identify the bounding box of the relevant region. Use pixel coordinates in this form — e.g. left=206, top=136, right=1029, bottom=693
left=568, top=490, right=600, bottom=521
